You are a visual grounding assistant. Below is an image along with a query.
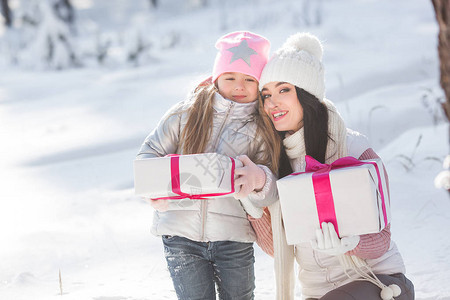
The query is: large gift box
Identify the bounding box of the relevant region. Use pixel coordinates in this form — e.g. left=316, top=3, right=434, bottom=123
left=134, top=153, right=240, bottom=200
left=277, top=155, right=391, bottom=245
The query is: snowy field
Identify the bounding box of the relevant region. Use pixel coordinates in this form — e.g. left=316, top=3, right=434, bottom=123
left=0, top=0, right=449, bottom=299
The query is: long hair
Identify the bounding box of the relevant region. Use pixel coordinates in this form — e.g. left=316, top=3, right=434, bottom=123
left=180, top=84, right=217, bottom=155
left=278, top=87, right=330, bottom=178
left=180, top=83, right=281, bottom=174
left=255, top=95, right=282, bottom=174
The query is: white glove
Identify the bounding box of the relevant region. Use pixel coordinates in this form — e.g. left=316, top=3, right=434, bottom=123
left=233, top=155, right=266, bottom=199
left=311, top=222, right=360, bottom=256
left=143, top=198, right=169, bottom=212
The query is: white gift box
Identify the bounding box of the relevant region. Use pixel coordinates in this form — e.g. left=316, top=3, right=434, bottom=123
left=134, top=153, right=239, bottom=199
left=276, top=156, right=391, bottom=245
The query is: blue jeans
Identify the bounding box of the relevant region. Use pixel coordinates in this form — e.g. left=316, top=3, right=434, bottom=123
left=162, top=235, right=255, bottom=300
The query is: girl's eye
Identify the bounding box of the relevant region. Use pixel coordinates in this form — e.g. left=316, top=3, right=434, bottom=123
left=225, top=77, right=235, bottom=81
left=280, top=88, right=290, bottom=93
left=245, top=78, right=255, bottom=82
left=261, top=94, right=270, bottom=100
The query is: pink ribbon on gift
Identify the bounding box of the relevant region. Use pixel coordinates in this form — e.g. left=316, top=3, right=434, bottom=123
left=152, top=154, right=236, bottom=200
left=291, top=155, right=388, bottom=237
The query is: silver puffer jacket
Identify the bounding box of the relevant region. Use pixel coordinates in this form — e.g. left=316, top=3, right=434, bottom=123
left=136, top=92, right=278, bottom=242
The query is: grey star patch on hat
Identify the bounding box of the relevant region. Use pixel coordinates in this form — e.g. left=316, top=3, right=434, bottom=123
left=227, top=40, right=257, bottom=66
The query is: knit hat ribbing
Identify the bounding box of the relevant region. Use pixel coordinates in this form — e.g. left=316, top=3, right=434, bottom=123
left=259, top=32, right=325, bottom=101
left=212, top=31, right=270, bottom=82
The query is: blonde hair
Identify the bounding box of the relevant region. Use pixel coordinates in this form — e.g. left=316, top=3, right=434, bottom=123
left=180, top=84, right=216, bottom=155
left=178, top=83, right=281, bottom=174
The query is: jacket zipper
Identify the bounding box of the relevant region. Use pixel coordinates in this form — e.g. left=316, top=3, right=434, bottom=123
left=211, top=101, right=235, bottom=149
left=200, top=101, right=235, bottom=241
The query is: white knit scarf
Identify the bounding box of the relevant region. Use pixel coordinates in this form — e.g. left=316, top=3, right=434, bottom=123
left=269, top=99, right=348, bottom=300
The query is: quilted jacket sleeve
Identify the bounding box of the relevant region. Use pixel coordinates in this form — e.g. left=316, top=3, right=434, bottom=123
left=136, top=104, right=184, bottom=159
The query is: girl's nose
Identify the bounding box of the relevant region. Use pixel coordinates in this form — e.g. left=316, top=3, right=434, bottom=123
left=234, top=80, right=245, bottom=90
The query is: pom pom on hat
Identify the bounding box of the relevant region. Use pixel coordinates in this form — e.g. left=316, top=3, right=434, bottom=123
left=259, top=32, right=325, bottom=101
left=282, top=32, right=323, bottom=61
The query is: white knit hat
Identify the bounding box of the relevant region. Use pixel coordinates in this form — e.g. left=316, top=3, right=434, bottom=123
left=259, top=32, right=325, bottom=101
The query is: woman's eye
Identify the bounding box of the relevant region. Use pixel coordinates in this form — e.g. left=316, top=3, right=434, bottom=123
left=261, top=94, right=270, bottom=100
left=280, top=88, right=290, bottom=93
left=245, top=78, right=255, bottom=82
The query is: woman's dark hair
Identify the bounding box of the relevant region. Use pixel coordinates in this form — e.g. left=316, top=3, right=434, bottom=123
left=278, top=87, right=329, bottom=178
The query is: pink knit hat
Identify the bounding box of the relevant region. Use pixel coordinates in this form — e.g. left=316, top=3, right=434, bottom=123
left=212, top=31, right=270, bottom=82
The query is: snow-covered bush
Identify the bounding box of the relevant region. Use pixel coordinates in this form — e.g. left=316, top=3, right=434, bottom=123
left=124, top=28, right=153, bottom=67
left=435, top=155, right=450, bottom=192
left=17, top=0, right=79, bottom=69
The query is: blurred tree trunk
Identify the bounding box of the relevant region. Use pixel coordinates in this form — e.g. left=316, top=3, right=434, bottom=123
left=1, top=0, right=12, bottom=27
left=149, top=0, right=158, bottom=9
left=54, top=0, right=75, bottom=24
left=432, top=0, right=450, bottom=121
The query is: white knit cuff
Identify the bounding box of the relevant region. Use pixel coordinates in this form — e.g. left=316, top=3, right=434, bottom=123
left=248, top=165, right=273, bottom=202
left=239, top=198, right=263, bottom=218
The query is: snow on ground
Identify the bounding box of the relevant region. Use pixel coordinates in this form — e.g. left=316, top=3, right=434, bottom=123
left=0, top=0, right=449, bottom=299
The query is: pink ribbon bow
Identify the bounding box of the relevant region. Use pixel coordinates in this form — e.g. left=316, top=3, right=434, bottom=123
left=293, top=155, right=388, bottom=237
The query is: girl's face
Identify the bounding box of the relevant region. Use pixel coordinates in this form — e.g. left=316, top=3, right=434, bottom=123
left=261, top=82, right=304, bottom=133
left=216, top=72, right=259, bottom=103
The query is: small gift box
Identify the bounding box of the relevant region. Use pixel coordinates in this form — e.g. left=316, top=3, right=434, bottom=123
left=276, top=156, right=390, bottom=245
left=133, top=153, right=238, bottom=200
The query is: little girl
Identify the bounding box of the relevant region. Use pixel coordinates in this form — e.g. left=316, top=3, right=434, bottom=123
left=136, top=31, right=279, bottom=300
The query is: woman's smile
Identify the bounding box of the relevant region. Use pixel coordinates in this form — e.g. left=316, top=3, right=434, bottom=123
left=262, top=82, right=304, bottom=132
left=271, top=110, right=288, bottom=121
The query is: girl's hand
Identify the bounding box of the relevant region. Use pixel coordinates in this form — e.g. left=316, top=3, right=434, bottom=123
left=143, top=198, right=169, bottom=212
left=311, top=222, right=360, bottom=256
left=234, top=155, right=266, bottom=199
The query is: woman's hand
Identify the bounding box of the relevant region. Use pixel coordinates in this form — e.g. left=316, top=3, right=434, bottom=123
left=143, top=198, right=169, bottom=212
left=234, top=155, right=266, bottom=199
left=311, top=222, right=360, bottom=256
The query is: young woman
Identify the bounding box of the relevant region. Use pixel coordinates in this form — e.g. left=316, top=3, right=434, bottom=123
left=257, top=33, right=415, bottom=300
left=136, top=31, right=280, bottom=300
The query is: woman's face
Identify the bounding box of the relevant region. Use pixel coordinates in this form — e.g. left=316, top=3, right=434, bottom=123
left=216, top=72, right=259, bottom=103
left=261, top=82, right=304, bottom=133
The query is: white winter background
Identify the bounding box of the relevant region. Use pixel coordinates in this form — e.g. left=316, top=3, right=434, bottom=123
left=0, top=0, right=449, bottom=299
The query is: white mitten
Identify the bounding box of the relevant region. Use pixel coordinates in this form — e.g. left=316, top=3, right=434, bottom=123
left=311, top=222, right=360, bottom=256
left=234, top=155, right=266, bottom=199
